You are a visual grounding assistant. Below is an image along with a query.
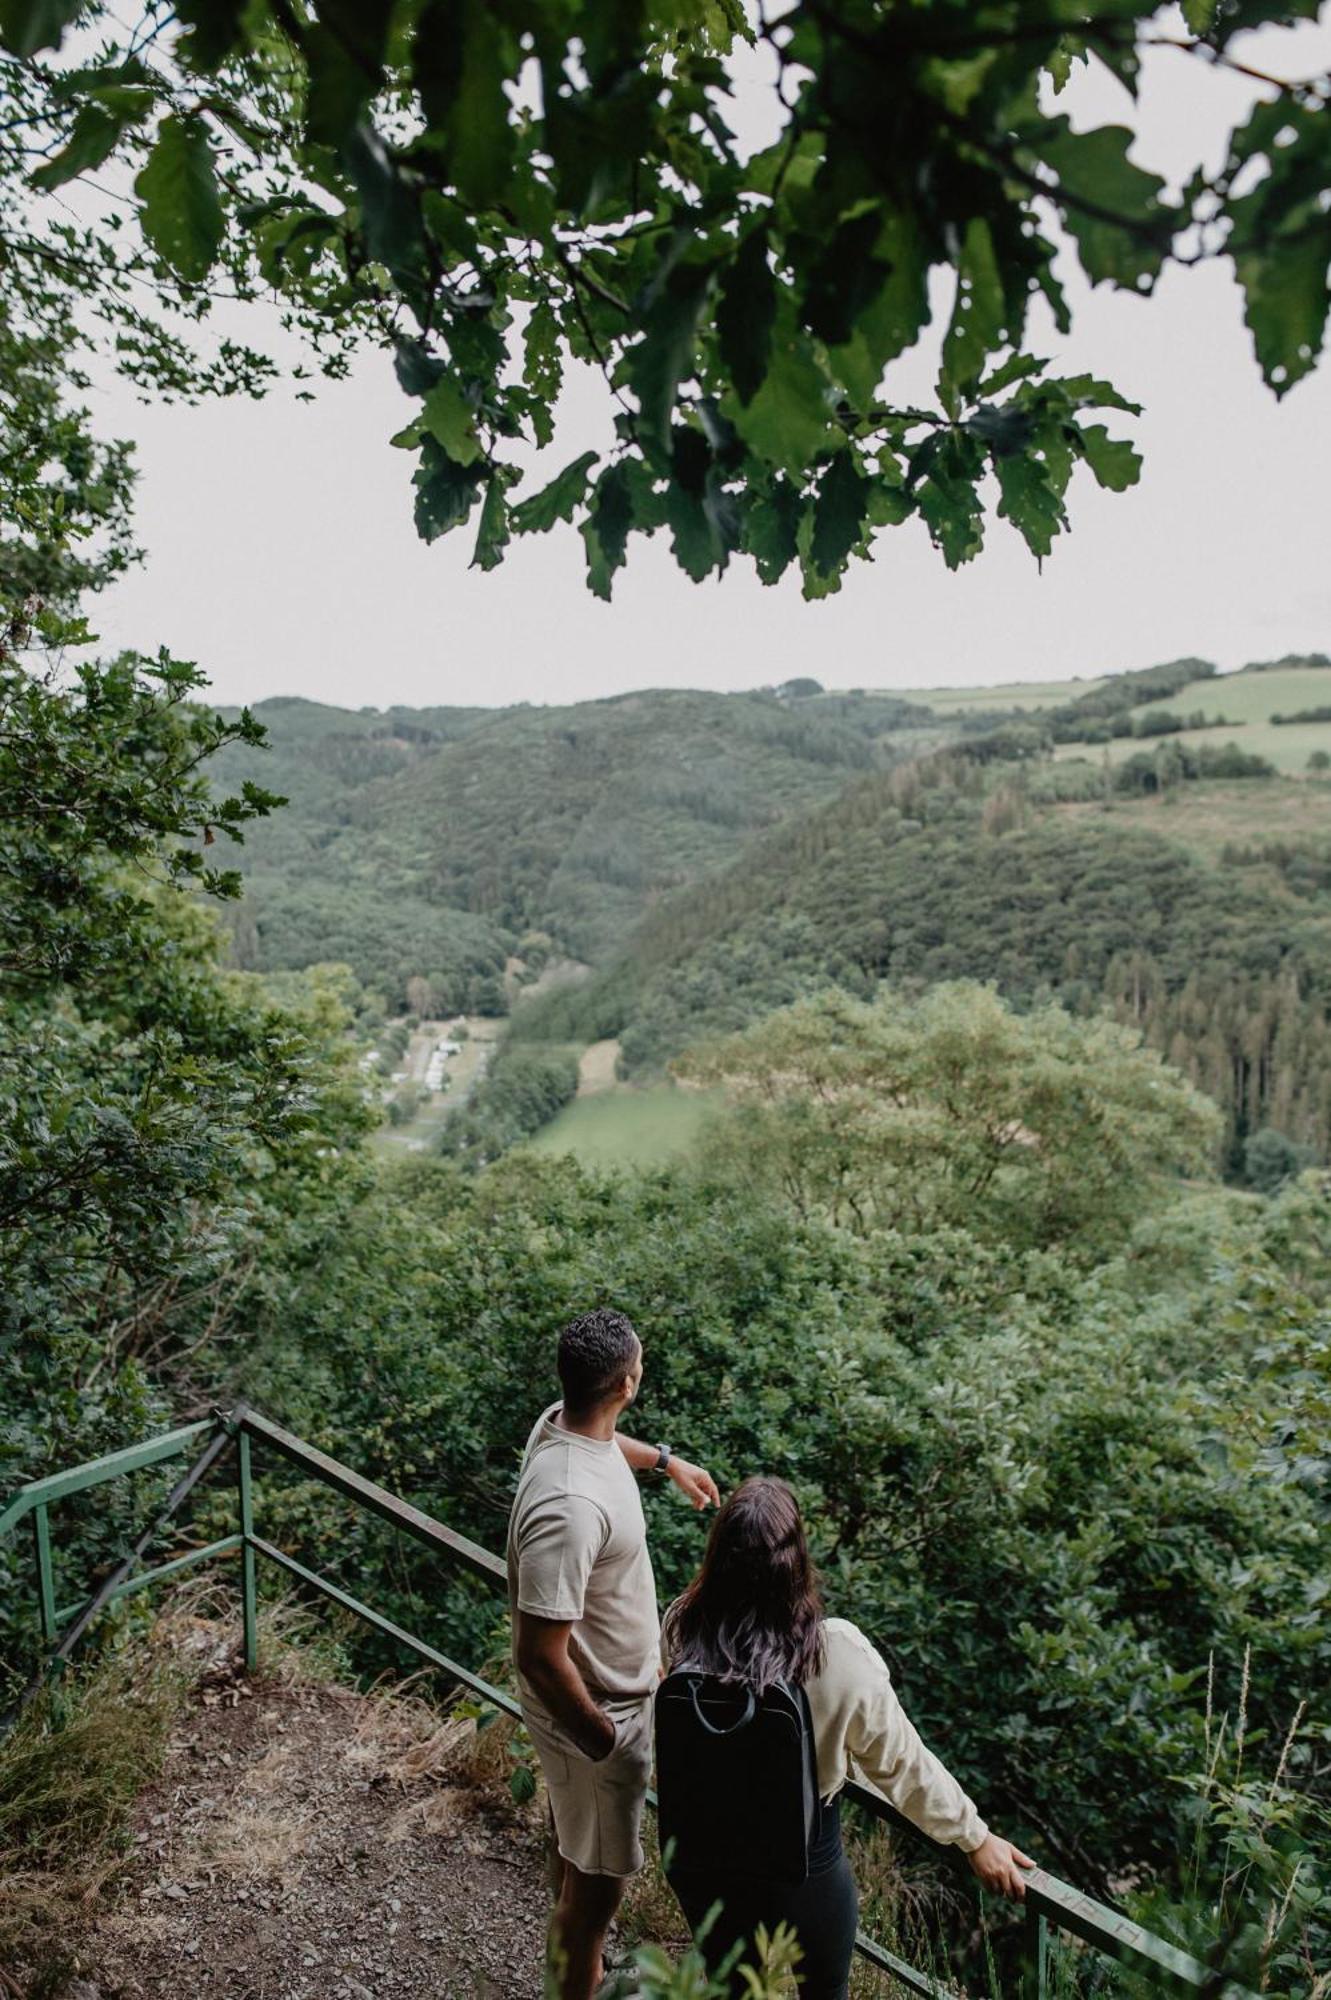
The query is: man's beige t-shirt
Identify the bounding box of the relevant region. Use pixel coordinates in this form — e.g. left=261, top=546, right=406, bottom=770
left=507, top=1404, right=660, bottom=1709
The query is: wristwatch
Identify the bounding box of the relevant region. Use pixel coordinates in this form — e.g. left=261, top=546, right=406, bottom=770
left=654, top=1443, right=673, bottom=1475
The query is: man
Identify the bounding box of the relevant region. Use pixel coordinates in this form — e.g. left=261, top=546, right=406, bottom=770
left=507, top=1307, right=719, bottom=2000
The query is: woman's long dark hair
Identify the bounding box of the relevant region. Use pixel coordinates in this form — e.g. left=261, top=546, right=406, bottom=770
left=662, top=1476, right=826, bottom=1691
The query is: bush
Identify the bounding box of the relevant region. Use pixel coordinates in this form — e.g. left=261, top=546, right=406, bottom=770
left=1244, top=1127, right=1314, bottom=1194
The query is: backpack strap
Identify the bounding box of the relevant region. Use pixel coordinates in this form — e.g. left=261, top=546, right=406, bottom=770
left=686, top=1676, right=757, bottom=1736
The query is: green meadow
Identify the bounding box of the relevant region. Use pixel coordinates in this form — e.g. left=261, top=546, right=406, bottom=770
left=1055, top=665, right=1331, bottom=775
left=900, top=675, right=1108, bottom=712
left=523, top=1087, right=718, bottom=1169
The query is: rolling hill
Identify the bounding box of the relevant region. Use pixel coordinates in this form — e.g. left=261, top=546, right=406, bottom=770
left=211, top=655, right=1331, bottom=1170
left=210, top=685, right=935, bottom=1006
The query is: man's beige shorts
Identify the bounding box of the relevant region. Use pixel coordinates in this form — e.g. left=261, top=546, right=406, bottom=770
left=523, top=1695, right=653, bottom=1879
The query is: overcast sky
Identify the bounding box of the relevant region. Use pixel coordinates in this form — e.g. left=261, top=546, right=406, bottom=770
left=88, top=9, right=1331, bottom=712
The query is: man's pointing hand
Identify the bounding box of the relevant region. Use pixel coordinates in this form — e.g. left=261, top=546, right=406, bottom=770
left=667, top=1455, right=720, bottom=1510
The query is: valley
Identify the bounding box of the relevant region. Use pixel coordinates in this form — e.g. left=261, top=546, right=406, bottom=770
left=210, top=656, right=1331, bottom=1176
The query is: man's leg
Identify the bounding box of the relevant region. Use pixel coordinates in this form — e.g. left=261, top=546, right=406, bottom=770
left=548, top=1858, right=626, bottom=2000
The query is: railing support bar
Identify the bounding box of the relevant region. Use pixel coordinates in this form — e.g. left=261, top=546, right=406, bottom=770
left=237, top=1431, right=257, bottom=1673
left=12, top=1419, right=235, bottom=1718
left=32, top=1503, right=57, bottom=1648
left=52, top=1535, right=245, bottom=1625
left=852, top=1930, right=963, bottom=1997
left=1022, top=1906, right=1049, bottom=2000
left=249, top=1534, right=521, bottom=1720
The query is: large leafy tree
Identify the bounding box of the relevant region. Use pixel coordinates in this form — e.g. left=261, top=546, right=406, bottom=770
left=676, top=981, right=1221, bottom=1247
left=1, top=0, right=1328, bottom=600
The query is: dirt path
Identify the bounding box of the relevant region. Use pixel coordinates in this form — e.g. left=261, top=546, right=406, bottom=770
left=576, top=1040, right=621, bottom=1096
left=83, top=1635, right=551, bottom=2000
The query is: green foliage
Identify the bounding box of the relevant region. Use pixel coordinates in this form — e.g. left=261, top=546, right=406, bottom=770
left=1, top=657, right=281, bottom=987
left=134, top=114, right=224, bottom=282
left=386, top=1078, right=424, bottom=1126
left=4, top=0, right=1328, bottom=596
left=0, top=306, right=137, bottom=656
left=1244, top=1128, right=1316, bottom=1196
left=235, top=1140, right=1328, bottom=1980
left=531, top=756, right=1331, bottom=1170
left=677, top=984, right=1219, bottom=1253
left=631, top=1920, right=804, bottom=1998
left=1111, top=740, right=1276, bottom=792
left=439, top=1044, right=580, bottom=1169
left=1121, top=1673, right=1331, bottom=1997
left=0, top=655, right=370, bottom=1695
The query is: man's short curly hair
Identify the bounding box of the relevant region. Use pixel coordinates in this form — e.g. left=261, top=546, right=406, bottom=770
left=557, top=1308, right=640, bottom=1412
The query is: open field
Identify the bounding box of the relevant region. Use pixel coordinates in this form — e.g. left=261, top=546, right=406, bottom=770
left=1055, top=777, right=1331, bottom=861
left=1054, top=666, right=1331, bottom=776
left=577, top=1038, right=621, bottom=1094
left=523, top=1085, right=718, bottom=1169
left=897, top=676, right=1107, bottom=713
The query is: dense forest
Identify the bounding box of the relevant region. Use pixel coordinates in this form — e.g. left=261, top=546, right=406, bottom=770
left=208, top=685, right=937, bottom=999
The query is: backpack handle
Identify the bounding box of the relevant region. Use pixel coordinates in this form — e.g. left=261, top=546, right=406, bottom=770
left=687, top=1677, right=757, bottom=1736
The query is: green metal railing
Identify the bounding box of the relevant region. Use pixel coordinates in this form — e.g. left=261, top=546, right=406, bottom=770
left=1, top=1409, right=1247, bottom=1998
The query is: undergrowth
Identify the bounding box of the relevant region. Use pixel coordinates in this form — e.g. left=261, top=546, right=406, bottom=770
left=0, top=1644, right=184, bottom=1997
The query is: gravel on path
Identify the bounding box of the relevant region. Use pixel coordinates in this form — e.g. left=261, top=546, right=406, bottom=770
left=84, top=1638, right=552, bottom=2000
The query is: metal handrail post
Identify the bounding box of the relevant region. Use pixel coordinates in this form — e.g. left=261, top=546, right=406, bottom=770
left=237, top=1429, right=257, bottom=1672
left=1022, top=1906, right=1050, bottom=2000
left=32, top=1503, right=57, bottom=1649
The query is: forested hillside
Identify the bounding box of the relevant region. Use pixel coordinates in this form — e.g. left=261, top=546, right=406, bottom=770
left=208, top=661, right=1331, bottom=1174
left=210, top=685, right=934, bottom=1006
left=518, top=759, right=1331, bottom=1169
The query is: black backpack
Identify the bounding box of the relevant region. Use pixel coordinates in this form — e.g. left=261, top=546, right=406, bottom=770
left=654, top=1668, right=819, bottom=1885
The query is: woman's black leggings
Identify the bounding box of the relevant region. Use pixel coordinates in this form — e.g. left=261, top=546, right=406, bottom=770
left=667, top=1854, right=859, bottom=2000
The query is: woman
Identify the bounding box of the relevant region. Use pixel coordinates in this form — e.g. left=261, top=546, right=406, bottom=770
left=658, top=1478, right=1032, bottom=1999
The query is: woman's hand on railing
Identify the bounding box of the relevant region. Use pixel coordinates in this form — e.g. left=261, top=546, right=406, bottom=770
left=966, top=1832, right=1036, bottom=1900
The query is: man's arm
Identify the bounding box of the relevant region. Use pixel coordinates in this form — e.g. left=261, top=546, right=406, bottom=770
left=514, top=1609, right=616, bottom=1760
left=616, top=1432, right=720, bottom=1510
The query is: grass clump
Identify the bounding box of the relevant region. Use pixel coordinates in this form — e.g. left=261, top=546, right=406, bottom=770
left=0, top=1643, right=186, bottom=1993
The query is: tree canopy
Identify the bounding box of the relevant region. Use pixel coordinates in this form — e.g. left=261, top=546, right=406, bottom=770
left=676, top=981, right=1221, bottom=1246
left=2, top=0, right=1329, bottom=601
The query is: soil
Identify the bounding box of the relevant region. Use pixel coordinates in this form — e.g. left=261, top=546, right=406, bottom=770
left=575, top=1042, right=621, bottom=1097
left=79, top=1635, right=554, bottom=2000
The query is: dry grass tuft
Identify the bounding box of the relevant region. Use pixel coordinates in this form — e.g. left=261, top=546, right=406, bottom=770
left=195, top=1802, right=311, bottom=1881
left=381, top=1715, right=474, bottom=1784
left=383, top=1790, right=459, bottom=1842
left=0, top=1643, right=187, bottom=1992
